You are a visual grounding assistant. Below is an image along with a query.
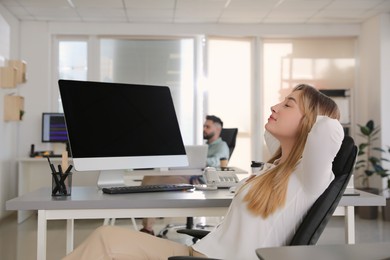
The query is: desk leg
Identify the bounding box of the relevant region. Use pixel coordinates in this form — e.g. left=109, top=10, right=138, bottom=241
left=66, top=219, right=74, bottom=254
left=37, top=210, right=47, bottom=260
left=345, top=206, right=355, bottom=244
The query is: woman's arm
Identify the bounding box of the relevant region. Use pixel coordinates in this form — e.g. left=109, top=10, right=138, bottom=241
left=300, top=116, right=344, bottom=194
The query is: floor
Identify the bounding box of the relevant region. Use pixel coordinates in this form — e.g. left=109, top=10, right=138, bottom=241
left=1, top=211, right=390, bottom=260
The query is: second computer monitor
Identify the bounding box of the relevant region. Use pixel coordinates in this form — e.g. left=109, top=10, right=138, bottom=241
left=42, top=113, right=68, bottom=143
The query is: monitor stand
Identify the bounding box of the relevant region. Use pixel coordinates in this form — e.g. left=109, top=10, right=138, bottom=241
left=97, top=168, right=203, bottom=189
left=97, top=168, right=166, bottom=189
left=97, top=170, right=127, bottom=189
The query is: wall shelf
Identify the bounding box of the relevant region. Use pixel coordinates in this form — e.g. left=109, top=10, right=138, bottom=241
left=4, top=95, right=24, bottom=121
left=0, top=66, right=17, bottom=88
left=8, top=60, right=27, bottom=84
left=1, top=60, right=27, bottom=122
left=0, top=59, right=27, bottom=88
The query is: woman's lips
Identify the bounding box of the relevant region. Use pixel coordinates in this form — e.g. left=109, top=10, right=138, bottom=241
left=268, top=115, right=276, bottom=122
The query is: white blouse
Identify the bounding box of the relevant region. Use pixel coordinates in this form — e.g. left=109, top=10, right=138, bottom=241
left=192, top=116, right=344, bottom=260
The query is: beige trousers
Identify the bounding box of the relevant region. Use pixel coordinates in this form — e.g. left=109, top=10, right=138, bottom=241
left=63, top=225, right=206, bottom=260
left=141, top=175, right=193, bottom=231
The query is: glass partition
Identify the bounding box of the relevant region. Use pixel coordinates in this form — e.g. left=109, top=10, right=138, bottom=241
left=100, top=38, right=195, bottom=144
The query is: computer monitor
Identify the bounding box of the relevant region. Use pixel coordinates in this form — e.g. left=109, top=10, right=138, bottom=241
left=58, top=79, right=188, bottom=172
left=41, top=113, right=68, bottom=143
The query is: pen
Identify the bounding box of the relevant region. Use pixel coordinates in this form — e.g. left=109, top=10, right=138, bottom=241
left=58, top=165, right=68, bottom=194
left=65, top=165, right=73, bottom=173
left=59, top=172, right=69, bottom=191
left=58, top=164, right=63, bottom=174
left=46, top=157, right=63, bottom=194
left=46, top=156, right=57, bottom=175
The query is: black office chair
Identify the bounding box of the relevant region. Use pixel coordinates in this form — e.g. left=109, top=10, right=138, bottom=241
left=220, top=128, right=238, bottom=160
left=168, top=135, right=358, bottom=260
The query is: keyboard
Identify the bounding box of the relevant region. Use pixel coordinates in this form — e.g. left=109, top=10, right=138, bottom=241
left=102, top=184, right=195, bottom=194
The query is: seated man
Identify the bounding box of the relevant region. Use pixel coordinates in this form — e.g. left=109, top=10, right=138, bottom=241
left=203, top=115, right=230, bottom=167
left=140, top=115, right=229, bottom=235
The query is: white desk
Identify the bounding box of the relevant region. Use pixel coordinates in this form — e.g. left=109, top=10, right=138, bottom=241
left=6, top=187, right=385, bottom=260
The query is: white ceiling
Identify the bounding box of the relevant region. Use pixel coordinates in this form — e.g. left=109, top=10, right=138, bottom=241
left=1, top=0, right=390, bottom=24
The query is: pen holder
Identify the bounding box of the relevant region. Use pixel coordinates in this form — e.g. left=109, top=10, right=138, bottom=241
left=51, top=172, right=72, bottom=196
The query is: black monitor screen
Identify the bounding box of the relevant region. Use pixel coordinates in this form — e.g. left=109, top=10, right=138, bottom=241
left=42, top=113, right=68, bottom=143
left=58, top=80, right=186, bottom=161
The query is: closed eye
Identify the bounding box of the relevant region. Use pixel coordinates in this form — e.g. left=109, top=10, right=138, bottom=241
left=284, top=101, right=292, bottom=107
left=284, top=96, right=297, bottom=107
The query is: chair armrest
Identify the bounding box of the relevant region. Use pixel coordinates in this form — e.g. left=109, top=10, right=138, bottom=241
left=176, top=229, right=210, bottom=239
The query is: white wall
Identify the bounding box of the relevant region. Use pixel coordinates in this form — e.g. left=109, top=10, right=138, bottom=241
left=356, top=14, right=390, bottom=191
left=18, top=22, right=53, bottom=157
left=379, top=15, right=390, bottom=195
left=0, top=4, right=20, bottom=219
left=0, top=15, right=9, bottom=62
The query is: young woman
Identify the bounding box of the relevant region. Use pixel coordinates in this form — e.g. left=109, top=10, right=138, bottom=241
left=63, top=84, right=344, bottom=260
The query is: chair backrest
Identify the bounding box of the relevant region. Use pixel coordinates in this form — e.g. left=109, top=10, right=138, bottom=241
left=289, top=135, right=358, bottom=246
left=220, top=128, right=238, bottom=160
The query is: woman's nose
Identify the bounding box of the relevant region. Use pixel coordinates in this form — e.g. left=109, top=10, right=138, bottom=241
left=271, top=105, right=277, bottom=113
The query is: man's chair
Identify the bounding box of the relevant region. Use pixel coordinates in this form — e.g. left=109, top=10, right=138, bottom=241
left=168, top=135, right=358, bottom=260
left=220, top=128, right=238, bottom=160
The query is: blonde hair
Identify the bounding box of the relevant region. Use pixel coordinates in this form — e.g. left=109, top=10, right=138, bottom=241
left=240, top=84, right=340, bottom=218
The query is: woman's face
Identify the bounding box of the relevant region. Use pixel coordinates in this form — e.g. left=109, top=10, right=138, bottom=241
left=265, top=90, right=304, bottom=141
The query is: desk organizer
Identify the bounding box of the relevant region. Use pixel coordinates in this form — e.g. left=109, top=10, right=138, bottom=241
left=51, top=172, right=72, bottom=196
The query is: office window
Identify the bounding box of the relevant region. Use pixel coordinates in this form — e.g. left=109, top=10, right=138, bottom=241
left=206, top=37, right=252, bottom=171
left=59, top=41, right=88, bottom=80
left=58, top=40, right=88, bottom=112
left=262, top=38, right=356, bottom=157
left=100, top=38, right=195, bottom=144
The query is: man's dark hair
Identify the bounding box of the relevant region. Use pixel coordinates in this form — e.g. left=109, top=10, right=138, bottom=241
left=206, top=115, right=223, bottom=128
